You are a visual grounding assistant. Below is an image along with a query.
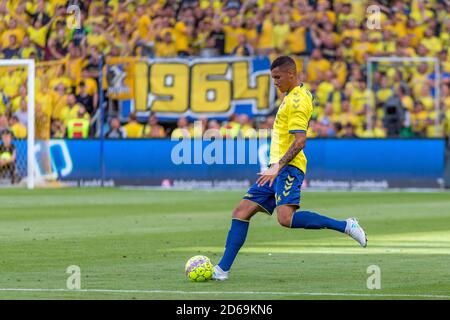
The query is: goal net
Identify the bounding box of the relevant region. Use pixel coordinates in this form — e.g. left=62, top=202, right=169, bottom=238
left=0, top=59, right=63, bottom=189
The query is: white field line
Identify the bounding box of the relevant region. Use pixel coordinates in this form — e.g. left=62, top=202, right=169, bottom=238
left=119, top=187, right=450, bottom=193
left=0, top=288, right=449, bottom=299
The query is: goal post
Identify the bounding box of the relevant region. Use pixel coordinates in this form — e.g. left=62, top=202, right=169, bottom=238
left=366, top=56, right=441, bottom=132
left=0, top=59, right=35, bottom=189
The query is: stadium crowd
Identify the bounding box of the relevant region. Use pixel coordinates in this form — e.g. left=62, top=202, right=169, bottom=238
left=0, top=0, right=449, bottom=140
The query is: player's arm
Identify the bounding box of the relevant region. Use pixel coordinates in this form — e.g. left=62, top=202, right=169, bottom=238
left=279, top=132, right=307, bottom=168
left=256, top=132, right=306, bottom=187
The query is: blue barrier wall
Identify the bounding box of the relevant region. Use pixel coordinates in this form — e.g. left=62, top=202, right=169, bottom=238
left=16, top=138, right=444, bottom=189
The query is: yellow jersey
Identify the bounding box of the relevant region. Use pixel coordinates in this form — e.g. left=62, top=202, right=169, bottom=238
left=270, top=85, right=313, bottom=174
left=11, top=122, right=27, bottom=139
left=27, top=25, right=49, bottom=47
left=60, top=104, right=86, bottom=125
left=123, top=122, right=144, bottom=138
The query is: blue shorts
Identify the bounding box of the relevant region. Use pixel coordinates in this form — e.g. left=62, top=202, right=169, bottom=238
left=243, top=165, right=305, bottom=215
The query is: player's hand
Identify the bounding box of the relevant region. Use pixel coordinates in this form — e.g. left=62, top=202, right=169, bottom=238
left=256, top=163, right=281, bottom=187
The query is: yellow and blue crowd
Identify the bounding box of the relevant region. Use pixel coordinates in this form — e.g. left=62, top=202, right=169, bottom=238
left=0, top=0, right=449, bottom=140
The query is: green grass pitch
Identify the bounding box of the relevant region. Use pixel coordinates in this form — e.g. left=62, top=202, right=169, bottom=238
left=0, top=188, right=449, bottom=300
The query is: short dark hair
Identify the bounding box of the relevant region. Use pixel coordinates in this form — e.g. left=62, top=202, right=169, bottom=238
left=270, top=56, right=296, bottom=71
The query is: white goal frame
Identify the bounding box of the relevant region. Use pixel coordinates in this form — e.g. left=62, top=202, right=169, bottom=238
left=366, top=56, right=441, bottom=131
left=0, top=59, right=35, bottom=189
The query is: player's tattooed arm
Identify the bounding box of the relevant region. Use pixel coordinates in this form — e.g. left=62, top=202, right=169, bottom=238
left=256, top=132, right=307, bottom=187
left=278, top=132, right=307, bottom=169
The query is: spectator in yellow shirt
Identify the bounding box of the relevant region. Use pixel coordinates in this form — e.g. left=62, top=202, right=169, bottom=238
left=257, top=14, right=274, bottom=54
left=376, top=76, right=394, bottom=104
left=19, top=35, right=38, bottom=59
left=134, top=4, right=152, bottom=42
left=51, top=83, right=69, bottom=120
left=86, top=22, right=109, bottom=53
left=410, top=0, right=435, bottom=25
left=171, top=117, right=191, bottom=139
left=350, top=81, right=373, bottom=117
left=341, top=19, right=362, bottom=42
left=420, top=27, right=442, bottom=55
left=398, top=86, right=415, bottom=112
left=1, top=17, right=25, bottom=48
left=237, top=114, right=256, bottom=138
left=155, top=31, right=177, bottom=57
left=231, top=34, right=254, bottom=56
left=273, top=14, right=290, bottom=53
left=0, top=68, right=23, bottom=99
left=224, top=19, right=245, bottom=55
left=46, top=21, right=69, bottom=60
left=336, top=3, right=356, bottom=30
left=352, top=33, right=374, bottom=65
left=243, top=18, right=258, bottom=49
left=417, top=85, right=434, bottom=111
left=411, top=102, right=428, bottom=137
left=315, top=0, right=336, bottom=25
left=11, top=85, right=27, bottom=113
left=15, top=13, right=55, bottom=49
left=326, top=78, right=347, bottom=114
left=285, top=21, right=306, bottom=55
left=143, top=113, right=166, bottom=138
left=49, top=64, right=72, bottom=93
left=123, top=112, right=144, bottom=138
left=339, top=36, right=354, bottom=65
left=316, top=71, right=335, bottom=107
left=306, top=49, right=331, bottom=82
left=332, top=49, right=348, bottom=85
left=174, top=19, right=193, bottom=56
left=405, top=18, right=424, bottom=48
left=65, top=42, right=85, bottom=88
left=9, top=115, right=27, bottom=139
left=60, top=94, right=85, bottom=126
left=2, top=34, right=20, bottom=59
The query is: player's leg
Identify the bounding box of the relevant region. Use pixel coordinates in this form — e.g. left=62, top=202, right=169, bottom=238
left=275, top=166, right=367, bottom=247
left=282, top=206, right=367, bottom=247
left=277, top=204, right=346, bottom=232
left=214, top=182, right=277, bottom=280
left=214, top=199, right=260, bottom=278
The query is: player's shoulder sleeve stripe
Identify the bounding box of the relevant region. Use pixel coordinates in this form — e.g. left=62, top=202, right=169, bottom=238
left=304, top=88, right=314, bottom=103
left=289, top=130, right=307, bottom=133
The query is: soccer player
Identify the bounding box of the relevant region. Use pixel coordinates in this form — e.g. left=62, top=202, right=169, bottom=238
left=212, top=56, right=367, bottom=281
